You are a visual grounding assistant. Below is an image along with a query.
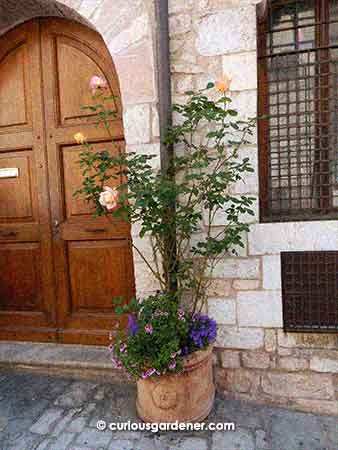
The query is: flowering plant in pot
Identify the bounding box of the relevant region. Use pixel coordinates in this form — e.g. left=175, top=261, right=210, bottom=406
left=75, top=75, right=255, bottom=422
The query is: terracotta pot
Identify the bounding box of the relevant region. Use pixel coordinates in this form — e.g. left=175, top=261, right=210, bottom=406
left=136, top=346, right=215, bottom=423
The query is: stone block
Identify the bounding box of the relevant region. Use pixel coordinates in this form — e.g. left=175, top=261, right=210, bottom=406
left=108, top=441, right=134, bottom=450
left=124, top=104, right=151, bottom=145
left=262, top=254, right=281, bottom=290
left=169, top=438, right=208, bottom=450
left=249, top=221, right=338, bottom=255
left=292, top=399, right=338, bottom=416
left=114, top=41, right=156, bottom=105
left=30, top=409, right=64, bottom=435
left=242, top=351, right=271, bottom=369
left=279, top=357, right=308, bottom=371
left=217, top=326, right=264, bottom=349
left=208, top=298, right=237, bottom=325
left=277, top=330, right=337, bottom=349
left=262, top=372, right=334, bottom=399
left=76, top=429, right=111, bottom=447
left=230, top=145, right=258, bottom=194
left=229, top=90, right=257, bottom=121
left=220, top=350, right=241, bottom=368
left=228, top=368, right=261, bottom=394
left=134, top=261, right=162, bottom=297
left=127, top=143, right=160, bottom=170
left=212, top=428, right=255, bottom=450
left=206, top=278, right=232, bottom=297
left=264, top=329, right=277, bottom=352
left=213, top=258, right=260, bottom=279
left=78, top=0, right=102, bottom=18
left=222, top=52, right=257, bottom=91
left=169, top=0, right=194, bottom=13
left=196, top=8, right=256, bottom=56
left=238, top=291, right=283, bottom=327
left=169, top=14, right=191, bottom=35
left=310, top=357, right=338, bottom=373
left=53, top=433, right=75, bottom=450
left=175, top=75, right=193, bottom=93
left=233, top=279, right=260, bottom=290
left=151, top=106, right=160, bottom=138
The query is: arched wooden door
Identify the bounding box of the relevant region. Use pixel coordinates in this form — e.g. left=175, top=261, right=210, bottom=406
left=0, top=19, right=135, bottom=345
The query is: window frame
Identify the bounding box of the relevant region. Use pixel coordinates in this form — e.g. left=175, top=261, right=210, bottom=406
left=257, top=0, right=338, bottom=222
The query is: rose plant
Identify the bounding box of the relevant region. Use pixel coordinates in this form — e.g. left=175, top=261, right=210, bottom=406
left=75, top=75, right=255, bottom=381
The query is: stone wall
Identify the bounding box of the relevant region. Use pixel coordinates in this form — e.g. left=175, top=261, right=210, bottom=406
left=168, top=0, right=338, bottom=416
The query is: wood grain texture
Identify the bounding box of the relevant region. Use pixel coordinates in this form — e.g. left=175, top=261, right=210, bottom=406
left=0, top=19, right=134, bottom=345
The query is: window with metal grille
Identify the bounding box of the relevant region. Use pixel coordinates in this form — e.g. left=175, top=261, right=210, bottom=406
left=281, top=251, right=338, bottom=332
left=257, top=0, right=338, bottom=222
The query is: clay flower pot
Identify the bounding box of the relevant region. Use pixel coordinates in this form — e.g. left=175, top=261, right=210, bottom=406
left=136, top=346, right=215, bottom=423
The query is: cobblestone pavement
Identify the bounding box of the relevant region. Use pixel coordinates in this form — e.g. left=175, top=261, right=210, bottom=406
left=0, top=369, right=337, bottom=450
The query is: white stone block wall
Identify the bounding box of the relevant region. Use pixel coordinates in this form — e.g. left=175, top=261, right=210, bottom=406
left=169, top=0, right=338, bottom=416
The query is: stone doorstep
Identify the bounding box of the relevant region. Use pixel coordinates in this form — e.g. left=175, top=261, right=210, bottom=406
left=0, top=341, right=124, bottom=382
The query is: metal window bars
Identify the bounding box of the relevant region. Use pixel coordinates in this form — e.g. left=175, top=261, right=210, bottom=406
left=258, top=0, right=338, bottom=221
left=281, top=251, right=338, bottom=332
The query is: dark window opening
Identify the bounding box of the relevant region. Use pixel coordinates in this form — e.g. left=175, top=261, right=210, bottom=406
left=281, top=251, right=338, bottom=332
left=258, top=0, right=338, bottom=222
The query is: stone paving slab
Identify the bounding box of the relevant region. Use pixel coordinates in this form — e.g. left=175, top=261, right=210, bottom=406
left=0, top=368, right=337, bottom=450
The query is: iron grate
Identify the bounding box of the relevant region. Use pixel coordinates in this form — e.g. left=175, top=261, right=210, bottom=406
left=258, top=0, right=338, bottom=222
left=281, top=251, right=338, bottom=332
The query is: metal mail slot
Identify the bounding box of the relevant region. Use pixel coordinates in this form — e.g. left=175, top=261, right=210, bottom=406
left=0, top=168, right=19, bottom=179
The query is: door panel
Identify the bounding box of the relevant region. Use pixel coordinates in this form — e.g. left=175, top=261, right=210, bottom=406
left=0, top=43, right=31, bottom=130
left=56, top=37, right=118, bottom=125
left=61, top=141, right=122, bottom=220
left=0, top=18, right=134, bottom=345
left=0, top=152, right=37, bottom=220
left=68, top=240, right=133, bottom=314
left=0, top=242, right=43, bottom=311
left=0, top=22, right=57, bottom=342
left=40, top=19, right=134, bottom=345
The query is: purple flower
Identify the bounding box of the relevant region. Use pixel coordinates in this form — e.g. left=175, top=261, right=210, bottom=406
left=145, top=324, right=153, bottom=335
left=108, top=343, right=114, bottom=353
left=181, top=346, right=189, bottom=356
left=141, top=368, right=156, bottom=379
left=127, top=314, right=139, bottom=335
left=168, top=360, right=176, bottom=370
left=189, top=314, right=217, bottom=349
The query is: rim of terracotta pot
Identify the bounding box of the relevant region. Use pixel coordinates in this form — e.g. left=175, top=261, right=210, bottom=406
left=182, top=345, right=213, bottom=372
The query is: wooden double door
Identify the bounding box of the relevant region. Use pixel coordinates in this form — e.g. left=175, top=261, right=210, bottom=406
left=0, top=19, right=135, bottom=345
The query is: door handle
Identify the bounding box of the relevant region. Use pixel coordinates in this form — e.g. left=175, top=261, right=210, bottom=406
left=85, top=228, right=107, bottom=233
left=54, top=220, right=60, bottom=228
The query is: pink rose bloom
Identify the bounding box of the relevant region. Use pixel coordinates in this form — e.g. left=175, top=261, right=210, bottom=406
left=141, top=368, right=156, bottom=379
left=168, top=360, right=176, bottom=370
left=170, top=352, right=176, bottom=359
left=145, top=324, right=153, bottom=335
left=90, top=75, right=108, bottom=95
left=99, top=186, right=119, bottom=211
